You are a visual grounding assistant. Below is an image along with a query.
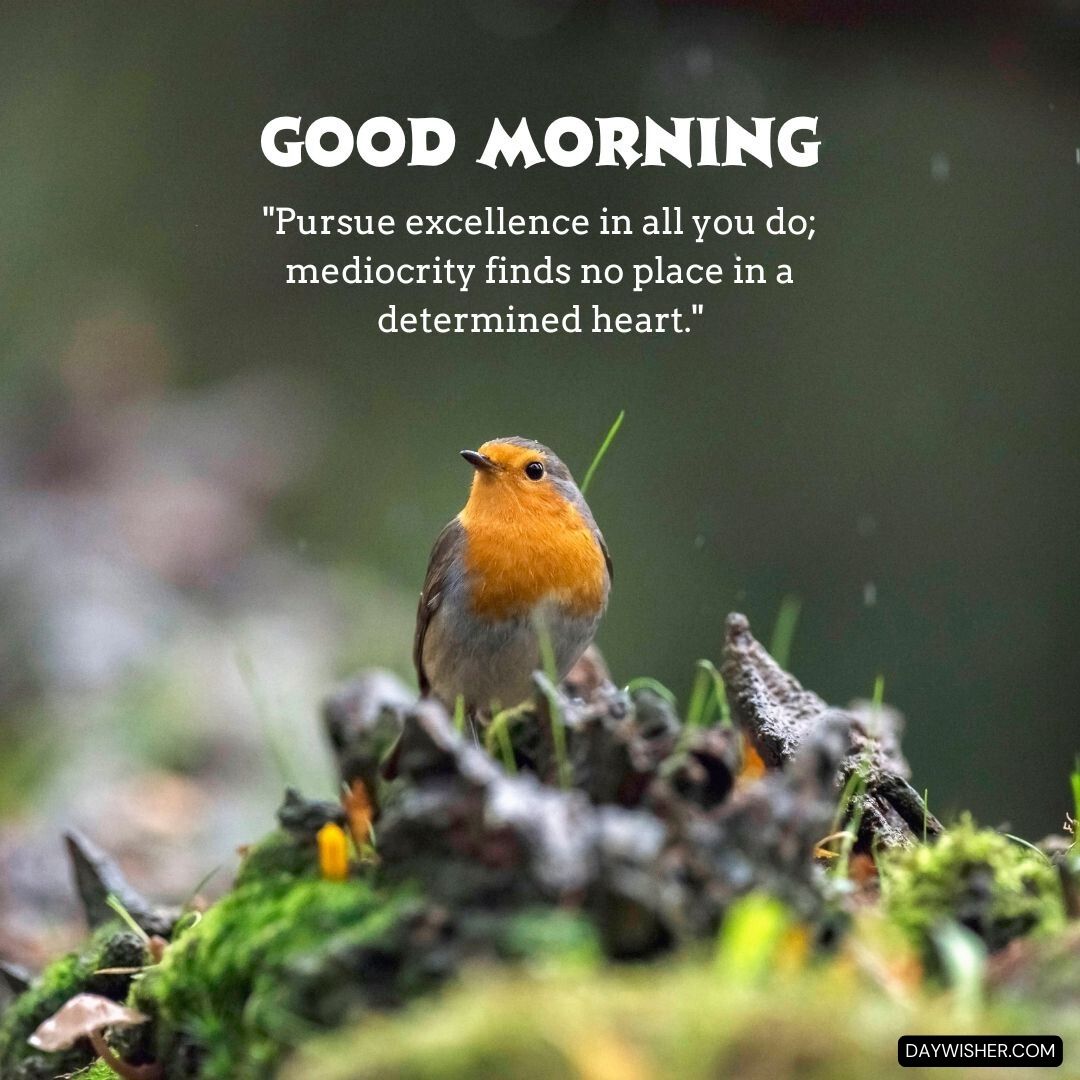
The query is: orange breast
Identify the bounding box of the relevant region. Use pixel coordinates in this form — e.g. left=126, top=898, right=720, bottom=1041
left=458, top=490, right=607, bottom=619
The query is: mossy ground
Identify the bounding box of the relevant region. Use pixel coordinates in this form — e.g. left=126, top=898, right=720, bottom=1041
left=135, top=872, right=414, bottom=1079
left=284, top=954, right=1080, bottom=1080
left=136, top=815, right=1075, bottom=1078
left=880, top=814, right=1065, bottom=958
left=133, top=855, right=606, bottom=1079
left=233, top=828, right=321, bottom=888
left=3, top=817, right=1076, bottom=1078
left=0, top=921, right=145, bottom=1080
left=73, top=1063, right=120, bottom=1080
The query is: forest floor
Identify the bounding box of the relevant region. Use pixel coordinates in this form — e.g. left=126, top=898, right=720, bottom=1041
left=1, top=612, right=1078, bottom=1080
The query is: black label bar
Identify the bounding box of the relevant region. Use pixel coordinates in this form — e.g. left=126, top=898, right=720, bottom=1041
left=898, top=1035, right=1063, bottom=1068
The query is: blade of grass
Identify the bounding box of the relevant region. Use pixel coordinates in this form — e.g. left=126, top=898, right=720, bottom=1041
left=623, top=676, right=677, bottom=705
left=872, top=672, right=885, bottom=709
left=1003, top=833, right=1052, bottom=864
left=538, top=676, right=571, bottom=789
left=537, top=618, right=558, bottom=683
left=1070, top=757, right=1080, bottom=853
left=486, top=702, right=531, bottom=774
left=834, top=766, right=870, bottom=879
left=534, top=614, right=571, bottom=789
left=831, top=673, right=884, bottom=879
left=769, top=594, right=802, bottom=670
left=182, top=866, right=222, bottom=911
left=933, top=921, right=986, bottom=1021
left=172, top=910, right=203, bottom=939
left=697, top=659, right=731, bottom=728
left=685, top=664, right=712, bottom=729
left=494, top=723, right=518, bottom=774
left=685, top=660, right=730, bottom=730
left=106, top=894, right=150, bottom=945
left=452, top=694, right=466, bottom=734
left=580, top=409, right=625, bottom=497
left=830, top=768, right=866, bottom=840
left=868, top=672, right=885, bottom=736
left=716, top=674, right=731, bottom=729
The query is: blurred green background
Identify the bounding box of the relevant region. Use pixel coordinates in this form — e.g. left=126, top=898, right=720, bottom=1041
left=0, top=0, right=1078, bottom=930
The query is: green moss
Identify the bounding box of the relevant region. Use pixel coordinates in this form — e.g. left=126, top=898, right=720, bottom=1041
left=136, top=874, right=420, bottom=1079
left=882, top=815, right=1065, bottom=960
left=233, top=829, right=318, bottom=888
left=283, top=958, right=1080, bottom=1080
left=71, top=1062, right=120, bottom=1080
left=0, top=922, right=146, bottom=1080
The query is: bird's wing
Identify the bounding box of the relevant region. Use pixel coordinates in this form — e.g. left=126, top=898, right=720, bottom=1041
left=596, top=527, right=613, bottom=584
left=413, top=517, right=466, bottom=695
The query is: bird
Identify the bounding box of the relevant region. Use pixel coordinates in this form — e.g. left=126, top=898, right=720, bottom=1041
left=414, top=436, right=611, bottom=715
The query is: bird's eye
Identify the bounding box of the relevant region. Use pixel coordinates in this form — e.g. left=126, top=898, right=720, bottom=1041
left=524, top=461, right=545, bottom=481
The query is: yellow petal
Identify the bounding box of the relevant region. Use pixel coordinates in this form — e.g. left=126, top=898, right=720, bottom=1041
left=317, top=822, right=349, bottom=882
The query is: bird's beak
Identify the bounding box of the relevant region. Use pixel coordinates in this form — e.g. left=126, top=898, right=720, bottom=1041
left=461, top=449, right=495, bottom=472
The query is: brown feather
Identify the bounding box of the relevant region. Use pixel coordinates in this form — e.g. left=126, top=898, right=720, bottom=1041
left=413, top=517, right=466, bottom=695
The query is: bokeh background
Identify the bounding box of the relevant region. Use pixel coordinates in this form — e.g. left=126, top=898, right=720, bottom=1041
left=1, top=1, right=1078, bottom=963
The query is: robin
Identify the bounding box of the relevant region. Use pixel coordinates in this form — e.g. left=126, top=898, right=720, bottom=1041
left=414, top=436, right=611, bottom=714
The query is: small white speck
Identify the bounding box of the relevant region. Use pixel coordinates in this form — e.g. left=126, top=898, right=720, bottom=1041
left=693, top=534, right=705, bottom=550
left=931, top=153, right=950, bottom=182
left=863, top=582, right=878, bottom=607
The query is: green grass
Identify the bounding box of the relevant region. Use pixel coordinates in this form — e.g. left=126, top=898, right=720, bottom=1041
left=871, top=671, right=884, bottom=710
left=106, top=893, right=151, bottom=944
left=931, top=922, right=987, bottom=1023
left=579, top=409, right=625, bottom=497
left=1003, top=833, right=1053, bottom=864
left=828, top=674, right=884, bottom=878
left=684, top=659, right=729, bottom=729
left=486, top=703, right=526, bottom=774
left=540, top=680, right=571, bottom=790
left=768, top=594, right=802, bottom=670
left=533, top=616, right=570, bottom=789
left=828, top=762, right=869, bottom=880
left=1069, top=757, right=1080, bottom=851
left=623, top=676, right=677, bottom=705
